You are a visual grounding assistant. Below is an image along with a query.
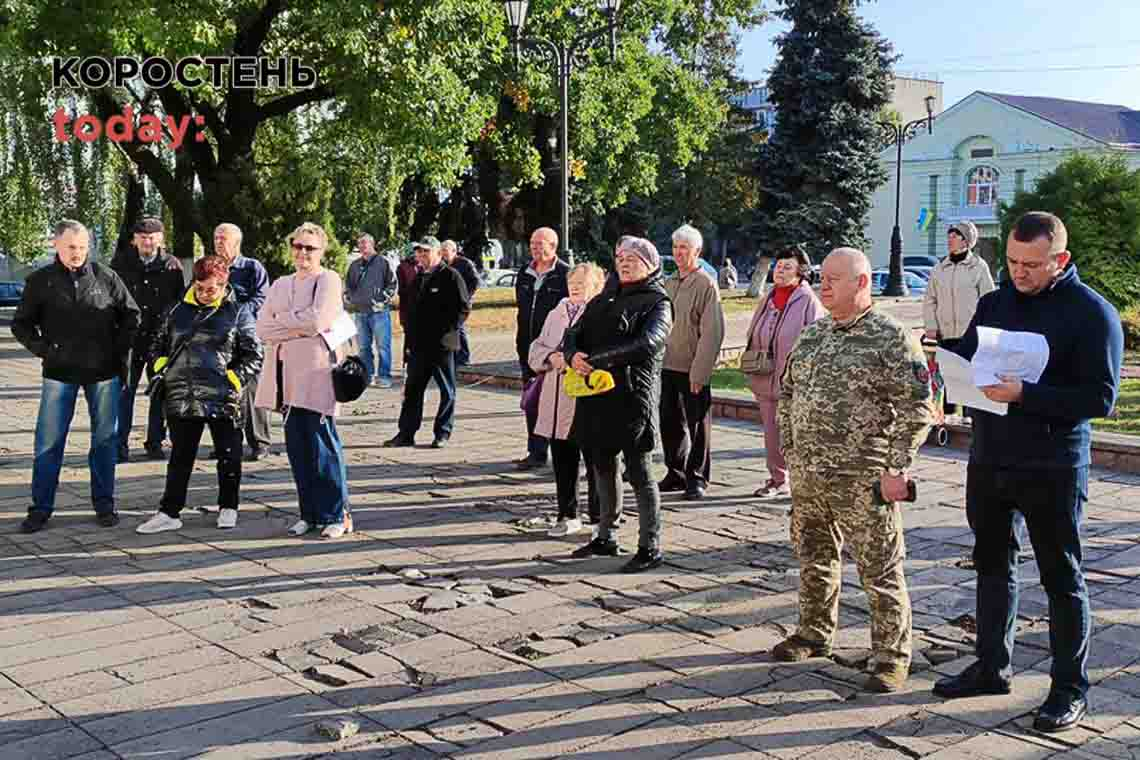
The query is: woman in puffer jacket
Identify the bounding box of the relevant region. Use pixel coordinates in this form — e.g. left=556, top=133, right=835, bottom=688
left=136, top=256, right=263, bottom=534
left=527, top=262, right=607, bottom=537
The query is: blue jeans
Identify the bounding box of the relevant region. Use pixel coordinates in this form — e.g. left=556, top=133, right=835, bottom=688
left=354, top=311, right=392, bottom=381
left=118, top=357, right=167, bottom=450
left=398, top=349, right=456, bottom=440
left=967, top=464, right=1091, bottom=700
left=284, top=408, right=349, bottom=526
left=31, top=377, right=121, bottom=516
left=456, top=323, right=471, bottom=367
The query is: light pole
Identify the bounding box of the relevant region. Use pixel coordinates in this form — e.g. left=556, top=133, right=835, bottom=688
left=504, top=0, right=621, bottom=264
left=877, top=95, right=936, bottom=297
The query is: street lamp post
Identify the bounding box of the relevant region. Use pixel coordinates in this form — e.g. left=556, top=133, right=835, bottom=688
left=504, top=0, right=621, bottom=265
left=877, top=95, right=936, bottom=297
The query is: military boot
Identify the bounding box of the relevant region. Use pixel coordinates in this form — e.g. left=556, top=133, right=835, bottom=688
left=865, top=662, right=909, bottom=693
left=771, top=635, right=831, bottom=662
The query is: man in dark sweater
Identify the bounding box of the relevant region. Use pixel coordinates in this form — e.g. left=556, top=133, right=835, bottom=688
left=13, top=220, right=141, bottom=533
left=933, top=212, right=1124, bottom=734
left=384, top=236, right=470, bottom=448
left=111, top=216, right=184, bottom=462
left=441, top=239, right=479, bottom=366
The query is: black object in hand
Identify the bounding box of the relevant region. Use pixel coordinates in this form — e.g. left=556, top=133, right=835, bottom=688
left=872, top=479, right=917, bottom=505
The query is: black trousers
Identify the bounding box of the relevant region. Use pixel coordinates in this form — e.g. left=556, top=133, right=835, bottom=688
left=399, top=348, right=457, bottom=440
left=550, top=438, right=598, bottom=521
left=241, top=377, right=271, bottom=451
left=161, top=416, right=242, bottom=517
left=659, top=369, right=712, bottom=487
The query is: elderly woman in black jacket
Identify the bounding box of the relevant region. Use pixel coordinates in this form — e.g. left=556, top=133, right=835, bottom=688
left=136, top=256, right=263, bottom=535
left=564, top=237, right=674, bottom=573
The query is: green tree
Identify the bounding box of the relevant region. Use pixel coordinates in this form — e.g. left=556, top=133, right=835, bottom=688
left=999, top=153, right=1140, bottom=310
left=751, top=0, right=896, bottom=260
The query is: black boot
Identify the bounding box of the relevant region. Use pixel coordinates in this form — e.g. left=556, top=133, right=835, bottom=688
left=932, top=661, right=1012, bottom=699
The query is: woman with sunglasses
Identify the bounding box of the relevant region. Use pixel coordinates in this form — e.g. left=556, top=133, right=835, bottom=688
left=254, top=222, right=354, bottom=539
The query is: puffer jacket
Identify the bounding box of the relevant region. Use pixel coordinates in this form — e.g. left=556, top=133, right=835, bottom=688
left=150, top=287, right=263, bottom=422
left=564, top=270, right=674, bottom=452
left=923, top=253, right=995, bottom=340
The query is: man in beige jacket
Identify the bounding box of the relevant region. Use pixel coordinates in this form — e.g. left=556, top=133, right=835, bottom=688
left=660, top=224, right=726, bottom=500
left=923, top=220, right=996, bottom=350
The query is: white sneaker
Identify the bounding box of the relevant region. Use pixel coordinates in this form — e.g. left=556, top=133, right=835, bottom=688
left=288, top=519, right=310, bottom=536
left=136, top=512, right=183, bottom=534
left=217, top=508, right=238, bottom=529
left=321, top=523, right=347, bottom=539
left=377, top=377, right=393, bottom=389
left=549, top=518, right=584, bottom=537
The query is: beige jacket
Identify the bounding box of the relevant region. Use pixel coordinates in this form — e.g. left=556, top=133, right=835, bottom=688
left=922, top=254, right=995, bottom=340
left=663, top=268, right=726, bottom=387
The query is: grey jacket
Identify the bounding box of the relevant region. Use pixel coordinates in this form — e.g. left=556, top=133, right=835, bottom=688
left=344, top=254, right=397, bottom=313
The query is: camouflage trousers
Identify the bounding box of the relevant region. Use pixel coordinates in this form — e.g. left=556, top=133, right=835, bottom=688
left=789, top=469, right=912, bottom=667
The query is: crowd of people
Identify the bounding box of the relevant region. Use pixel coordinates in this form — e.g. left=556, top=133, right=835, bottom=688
left=8, top=210, right=1125, bottom=733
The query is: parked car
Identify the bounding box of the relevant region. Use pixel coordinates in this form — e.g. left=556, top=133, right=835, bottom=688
left=903, top=255, right=940, bottom=268
left=0, top=281, right=24, bottom=307
left=905, top=266, right=934, bottom=281
left=661, top=256, right=717, bottom=281
left=871, top=270, right=927, bottom=296
left=480, top=269, right=517, bottom=288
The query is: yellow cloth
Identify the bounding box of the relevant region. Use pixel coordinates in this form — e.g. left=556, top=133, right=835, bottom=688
left=226, top=370, right=242, bottom=391
left=183, top=286, right=225, bottom=308
left=153, top=356, right=169, bottom=373
left=563, top=368, right=616, bottom=398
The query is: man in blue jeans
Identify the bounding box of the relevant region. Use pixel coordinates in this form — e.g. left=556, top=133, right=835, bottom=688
left=345, top=234, right=397, bottom=388
left=12, top=220, right=141, bottom=533
left=933, top=212, right=1123, bottom=734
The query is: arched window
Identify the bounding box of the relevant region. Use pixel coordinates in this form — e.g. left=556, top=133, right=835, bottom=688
left=965, top=166, right=1000, bottom=206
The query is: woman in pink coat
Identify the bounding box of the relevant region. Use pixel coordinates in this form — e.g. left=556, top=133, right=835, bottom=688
left=746, top=246, right=824, bottom=498
left=255, top=222, right=352, bottom=539
left=527, top=263, right=606, bottom=537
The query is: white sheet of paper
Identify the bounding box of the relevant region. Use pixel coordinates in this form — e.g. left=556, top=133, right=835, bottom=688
left=936, top=347, right=1008, bottom=416
left=971, top=327, right=1050, bottom=387
left=320, top=312, right=358, bottom=352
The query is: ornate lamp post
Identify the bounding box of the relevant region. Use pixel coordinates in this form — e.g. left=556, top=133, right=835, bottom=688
left=504, top=0, right=621, bottom=264
left=877, top=94, right=936, bottom=296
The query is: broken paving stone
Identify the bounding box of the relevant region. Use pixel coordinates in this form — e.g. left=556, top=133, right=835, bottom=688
left=242, top=597, right=280, bottom=610
left=488, top=580, right=531, bottom=597
left=332, top=632, right=376, bottom=655
left=948, top=614, right=978, bottom=634
left=923, top=647, right=962, bottom=665
left=307, top=664, right=368, bottom=687
left=597, top=595, right=641, bottom=613
left=456, top=592, right=492, bottom=607
left=354, top=624, right=418, bottom=647
left=518, top=639, right=577, bottom=658
left=535, top=624, right=582, bottom=641
left=407, top=667, right=439, bottom=687
left=456, top=584, right=493, bottom=597
left=517, top=515, right=556, bottom=530
left=496, top=635, right=529, bottom=653
left=315, top=718, right=360, bottom=741
left=394, top=619, right=436, bottom=637
left=272, top=647, right=327, bottom=672
left=421, top=590, right=462, bottom=612
left=414, top=577, right=459, bottom=591
left=571, top=628, right=612, bottom=647
left=832, top=649, right=873, bottom=669
left=400, top=568, right=428, bottom=580
left=310, top=640, right=356, bottom=663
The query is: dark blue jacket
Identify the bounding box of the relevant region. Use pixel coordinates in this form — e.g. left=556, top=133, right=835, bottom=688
left=225, top=254, right=269, bottom=318
left=955, top=264, right=1123, bottom=469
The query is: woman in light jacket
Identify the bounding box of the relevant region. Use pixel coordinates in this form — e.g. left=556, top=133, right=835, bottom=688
left=746, top=246, right=824, bottom=498
left=528, top=262, right=606, bottom=537
left=255, top=222, right=353, bottom=539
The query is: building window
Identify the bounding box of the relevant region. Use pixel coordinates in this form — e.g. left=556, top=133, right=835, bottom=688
left=970, top=148, right=994, bottom=158
left=965, top=166, right=1000, bottom=206
left=1015, top=169, right=1026, bottom=194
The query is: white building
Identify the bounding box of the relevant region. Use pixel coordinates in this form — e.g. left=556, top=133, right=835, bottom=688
left=865, top=91, right=1140, bottom=267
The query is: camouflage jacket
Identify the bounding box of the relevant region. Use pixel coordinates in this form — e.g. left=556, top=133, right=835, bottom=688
left=778, top=307, right=933, bottom=476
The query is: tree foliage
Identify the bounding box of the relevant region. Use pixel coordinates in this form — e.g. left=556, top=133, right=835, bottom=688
left=752, top=0, right=895, bottom=260
left=1000, top=153, right=1140, bottom=311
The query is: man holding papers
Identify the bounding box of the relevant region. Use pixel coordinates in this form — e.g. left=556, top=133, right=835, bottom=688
left=933, top=212, right=1124, bottom=734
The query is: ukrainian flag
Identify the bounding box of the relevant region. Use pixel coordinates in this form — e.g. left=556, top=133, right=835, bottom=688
left=916, top=208, right=935, bottom=232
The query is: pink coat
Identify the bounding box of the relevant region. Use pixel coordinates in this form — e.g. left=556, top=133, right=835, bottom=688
left=254, top=269, right=345, bottom=417
left=527, top=297, right=586, bottom=441
left=746, top=281, right=824, bottom=402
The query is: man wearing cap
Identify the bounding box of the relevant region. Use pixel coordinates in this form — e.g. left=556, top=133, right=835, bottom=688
left=923, top=220, right=995, bottom=354
left=111, top=216, right=184, bottom=462
left=211, top=223, right=272, bottom=461
left=384, top=236, right=470, bottom=449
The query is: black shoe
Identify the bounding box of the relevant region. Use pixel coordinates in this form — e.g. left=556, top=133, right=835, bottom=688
left=932, top=661, right=1012, bottom=700
left=657, top=477, right=686, bottom=493
left=117, top=446, right=130, bottom=463
left=96, top=512, right=120, bottom=528
left=431, top=437, right=448, bottom=449
left=243, top=448, right=262, bottom=462
left=515, top=456, right=546, bottom=470
left=571, top=538, right=625, bottom=558
left=21, top=511, right=49, bottom=533
left=383, top=435, right=415, bottom=448
left=1033, top=695, right=1088, bottom=733
left=622, top=547, right=664, bottom=573
left=684, top=484, right=706, bottom=501
left=144, top=445, right=166, bottom=461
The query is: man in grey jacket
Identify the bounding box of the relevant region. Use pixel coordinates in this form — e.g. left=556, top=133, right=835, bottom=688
left=346, top=234, right=398, bottom=388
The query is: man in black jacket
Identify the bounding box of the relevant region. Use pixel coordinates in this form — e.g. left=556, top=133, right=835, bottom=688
left=441, top=240, right=479, bottom=366
left=514, top=227, right=569, bottom=469
left=384, top=236, right=470, bottom=448
left=933, top=212, right=1124, bottom=734
left=12, top=220, right=141, bottom=533
left=111, top=216, right=184, bottom=462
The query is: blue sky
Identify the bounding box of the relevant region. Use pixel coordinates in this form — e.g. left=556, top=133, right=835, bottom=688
left=737, top=0, right=1140, bottom=110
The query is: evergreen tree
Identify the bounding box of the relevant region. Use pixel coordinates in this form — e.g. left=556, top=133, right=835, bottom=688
left=752, top=0, right=896, bottom=261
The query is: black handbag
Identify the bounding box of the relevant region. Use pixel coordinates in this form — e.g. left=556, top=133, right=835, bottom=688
left=310, top=278, right=368, bottom=403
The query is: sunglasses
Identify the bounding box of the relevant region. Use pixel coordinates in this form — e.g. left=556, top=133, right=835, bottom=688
left=290, top=242, right=321, bottom=254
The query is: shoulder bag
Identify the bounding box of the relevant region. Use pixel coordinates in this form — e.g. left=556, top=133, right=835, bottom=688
left=740, top=295, right=788, bottom=377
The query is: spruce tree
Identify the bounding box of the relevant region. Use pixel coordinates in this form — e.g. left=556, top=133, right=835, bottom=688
left=753, top=0, right=896, bottom=260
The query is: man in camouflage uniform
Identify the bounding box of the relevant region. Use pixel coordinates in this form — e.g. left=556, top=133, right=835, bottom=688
left=773, top=247, right=933, bottom=693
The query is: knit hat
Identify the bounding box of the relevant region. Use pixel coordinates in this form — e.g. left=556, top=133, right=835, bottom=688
left=948, top=220, right=978, bottom=250
left=618, top=237, right=660, bottom=272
